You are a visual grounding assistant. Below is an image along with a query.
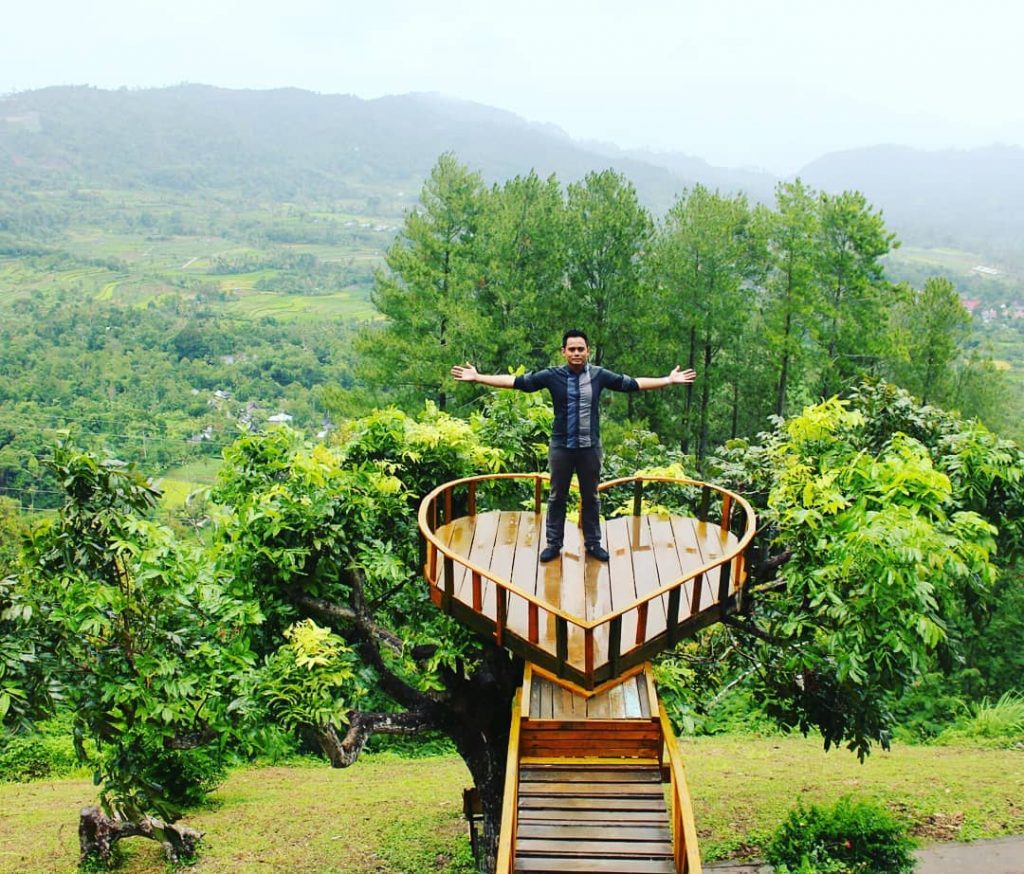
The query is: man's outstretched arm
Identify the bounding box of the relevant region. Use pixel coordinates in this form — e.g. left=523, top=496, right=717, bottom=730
left=450, top=363, right=516, bottom=388
left=634, top=366, right=697, bottom=391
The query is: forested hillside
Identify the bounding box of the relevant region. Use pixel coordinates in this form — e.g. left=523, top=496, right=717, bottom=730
left=801, top=144, right=1024, bottom=262
left=1, top=85, right=1022, bottom=516
left=0, top=85, right=693, bottom=211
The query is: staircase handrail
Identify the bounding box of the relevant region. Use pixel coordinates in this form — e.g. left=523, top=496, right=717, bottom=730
left=659, top=708, right=703, bottom=874
left=494, top=689, right=522, bottom=874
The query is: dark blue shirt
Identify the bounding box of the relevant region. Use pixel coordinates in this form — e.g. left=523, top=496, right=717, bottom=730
left=513, top=364, right=639, bottom=449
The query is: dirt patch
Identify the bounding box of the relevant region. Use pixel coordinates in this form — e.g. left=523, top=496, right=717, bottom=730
left=911, top=811, right=965, bottom=841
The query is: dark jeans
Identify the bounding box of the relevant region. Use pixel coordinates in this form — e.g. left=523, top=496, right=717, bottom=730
left=546, top=446, right=603, bottom=549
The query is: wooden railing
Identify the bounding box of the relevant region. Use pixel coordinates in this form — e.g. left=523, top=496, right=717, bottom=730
left=494, top=689, right=522, bottom=874
left=419, top=473, right=756, bottom=689
left=659, top=707, right=703, bottom=874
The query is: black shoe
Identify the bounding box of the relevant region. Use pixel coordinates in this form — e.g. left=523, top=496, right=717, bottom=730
left=539, top=546, right=561, bottom=562
left=585, top=544, right=610, bottom=562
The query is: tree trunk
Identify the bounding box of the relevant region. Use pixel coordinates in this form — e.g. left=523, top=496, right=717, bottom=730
left=79, top=806, right=202, bottom=865
left=441, top=647, right=522, bottom=872
left=776, top=309, right=793, bottom=417
left=681, top=325, right=697, bottom=454
left=698, top=342, right=713, bottom=462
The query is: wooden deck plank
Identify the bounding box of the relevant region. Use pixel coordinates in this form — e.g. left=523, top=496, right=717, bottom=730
left=517, top=838, right=672, bottom=855
left=622, top=675, right=643, bottom=718
left=586, top=687, right=611, bottom=719
left=606, top=679, right=626, bottom=719
left=559, top=520, right=588, bottom=670
left=529, top=677, right=542, bottom=717
left=539, top=675, right=554, bottom=719
left=648, top=512, right=687, bottom=631
left=693, top=519, right=731, bottom=610
left=637, top=673, right=651, bottom=717
left=670, top=516, right=715, bottom=613
left=518, top=808, right=668, bottom=823
left=604, top=517, right=638, bottom=661
left=487, top=510, right=520, bottom=623
left=536, top=514, right=566, bottom=660
left=464, top=512, right=501, bottom=619
left=556, top=683, right=575, bottom=720
left=520, top=770, right=661, bottom=784
left=648, top=513, right=684, bottom=582
left=520, top=785, right=663, bottom=802
left=518, top=824, right=670, bottom=840
left=508, top=511, right=542, bottom=639
left=629, top=516, right=667, bottom=638
left=441, top=517, right=474, bottom=604
left=516, top=802, right=667, bottom=814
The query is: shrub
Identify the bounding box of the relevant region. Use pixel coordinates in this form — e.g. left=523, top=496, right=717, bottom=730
left=0, top=729, right=80, bottom=781
left=766, top=797, right=916, bottom=874
left=122, top=731, right=229, bottom=811
left=937, top=690, right=1024, bottom=747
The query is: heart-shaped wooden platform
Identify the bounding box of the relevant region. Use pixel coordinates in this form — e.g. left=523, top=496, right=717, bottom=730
left=420, top=474, right=755, bottom=691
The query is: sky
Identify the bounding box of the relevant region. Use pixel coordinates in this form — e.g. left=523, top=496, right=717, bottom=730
left=2, top=0, right=1022, bottom=173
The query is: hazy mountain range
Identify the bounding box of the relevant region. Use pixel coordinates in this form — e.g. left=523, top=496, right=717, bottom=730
left=2, top=85, right=1022, bottom=261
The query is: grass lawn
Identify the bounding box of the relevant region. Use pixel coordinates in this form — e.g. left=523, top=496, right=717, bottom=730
left=1, top=737, right=1021, bottom=873
left=682, top=735, right=1024, bottom=860
left=0, top=756, right=475, bottom=874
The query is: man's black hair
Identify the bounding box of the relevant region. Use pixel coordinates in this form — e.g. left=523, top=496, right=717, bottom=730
left=562, top=329, right=589, bottom=348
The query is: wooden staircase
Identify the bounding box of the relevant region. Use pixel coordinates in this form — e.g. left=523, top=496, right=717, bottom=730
left=515, top=762, right=675, bottom=873
left=418, top=475, right=743, bottom=872
left=497, top=666, right=702, bottom=874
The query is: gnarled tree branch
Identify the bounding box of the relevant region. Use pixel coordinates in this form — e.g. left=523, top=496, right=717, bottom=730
left=286, top=569, right=438, bottom=713
left=315, top=709, right=433, bottom=768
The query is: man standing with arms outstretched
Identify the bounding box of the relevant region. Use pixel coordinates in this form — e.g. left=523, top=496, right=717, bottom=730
left=451, top=330, right=696, bottom=563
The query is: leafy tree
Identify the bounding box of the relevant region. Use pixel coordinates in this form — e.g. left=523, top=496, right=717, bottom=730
left=656, top=185, right=758, bottom=459
left=814, top=191, right=898, bottom=397
left=705, top=382, right=1019, bottom=758
left=12, top=440, right=261, bottom=863
left=558, top=170, right=655, bottom=371
left=759, top=179, right=820, bottom=418
left=211, top=409, right=518, bottom=871
left=0, top=495, right=23, bottom=576
left=887, top=276, right=971, bottom=405
left=471, top=171, right=566, bottom=365
left=359, top=153, right=487, bottom=410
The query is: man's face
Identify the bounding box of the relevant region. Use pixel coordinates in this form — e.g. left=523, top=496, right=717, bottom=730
left=561, top=336, right=590, bottom=371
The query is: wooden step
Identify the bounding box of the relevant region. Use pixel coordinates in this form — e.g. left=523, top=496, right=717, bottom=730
left=515, top=762, right=673, bottom=874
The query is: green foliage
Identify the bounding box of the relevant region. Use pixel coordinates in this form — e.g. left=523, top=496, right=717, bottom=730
left=15, top=441, right=261, bottom=822
left=766, top=797, right=916, bottom=874
left=886, top=277, right=971, bottom=406
left=359, top=153, right=488, bottom=409
left=748, top=393, right=1000, bottom=758
left=258, top=620, right=365, bottom=732
left=107, top=729, right=229, bottom=811
left=937, top=690, right=1024, bottom=747
left=814, top=190, right=899, bottom=397
left=657, top=184, right=760, bottom=457
left=0, top=496, right=23, bottom=575
left=0, top=724, right=81, bottom=781
left=212, top=407, right=499, bottom=702
left=469, top=384, right=552, bottom=474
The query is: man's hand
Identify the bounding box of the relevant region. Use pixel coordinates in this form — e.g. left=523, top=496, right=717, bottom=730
left=451, top=363, right=478, bottom=382
left=668, top=366, right=697, bottom=384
